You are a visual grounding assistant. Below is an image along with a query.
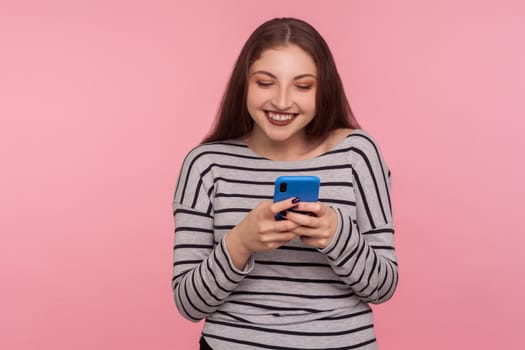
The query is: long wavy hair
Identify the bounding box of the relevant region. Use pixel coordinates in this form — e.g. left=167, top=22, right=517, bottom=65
left=202, top=17, right=359, bottom=144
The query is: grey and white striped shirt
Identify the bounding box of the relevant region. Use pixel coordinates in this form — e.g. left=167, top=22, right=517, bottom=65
left=172, top=129, right=398, bottom=350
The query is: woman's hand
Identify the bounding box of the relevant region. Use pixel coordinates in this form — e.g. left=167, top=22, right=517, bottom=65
left=225, top=198, right=301, bottom=269
left=284, top=202, right=338, bottom=250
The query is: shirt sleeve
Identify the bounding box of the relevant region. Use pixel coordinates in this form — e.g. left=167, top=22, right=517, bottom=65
left=319, top=134, right=398, bottom=304
left=171, top=148, right=254, bottom=321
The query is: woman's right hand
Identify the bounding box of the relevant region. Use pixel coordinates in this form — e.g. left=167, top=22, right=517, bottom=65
left=225, top=197, right=300, bottom=269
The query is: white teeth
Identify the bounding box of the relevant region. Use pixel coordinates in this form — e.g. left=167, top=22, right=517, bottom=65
left=267, top=111, right=295, bottom=121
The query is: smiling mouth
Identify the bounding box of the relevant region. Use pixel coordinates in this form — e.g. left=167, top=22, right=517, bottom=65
left=265, top=110, right=298, bottom=125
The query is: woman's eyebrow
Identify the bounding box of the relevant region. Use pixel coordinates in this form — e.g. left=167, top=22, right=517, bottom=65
left=251, top=70, right=317, bottom=80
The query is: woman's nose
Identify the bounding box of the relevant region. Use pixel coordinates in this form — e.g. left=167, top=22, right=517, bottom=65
left=271, top=87, right=292, bottom=110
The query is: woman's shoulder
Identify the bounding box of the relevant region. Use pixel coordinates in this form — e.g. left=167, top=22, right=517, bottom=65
left=331, top=128, right=390, bottom=169
left=180, top=138, right=252, bottom=168
left=342, top=129, right=391, bottom=173
left=186, top=139, right=246, bottom=156
left=341, top=128, right=384, bottom=153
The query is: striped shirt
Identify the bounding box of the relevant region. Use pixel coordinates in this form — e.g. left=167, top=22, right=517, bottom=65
left=172, top=129, right=398, bottom=350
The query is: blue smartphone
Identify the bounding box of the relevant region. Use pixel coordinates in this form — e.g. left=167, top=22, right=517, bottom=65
left=273, top=175, right=320, bottom=220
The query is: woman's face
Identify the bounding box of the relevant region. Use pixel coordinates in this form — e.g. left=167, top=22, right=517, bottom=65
left=246, top=45, right=317, bottom=145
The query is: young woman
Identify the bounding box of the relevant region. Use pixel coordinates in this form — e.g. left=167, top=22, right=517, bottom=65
left=172, top=18, right=398, bottom=350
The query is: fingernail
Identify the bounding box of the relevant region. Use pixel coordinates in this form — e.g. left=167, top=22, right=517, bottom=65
left=280, top=211, right=287, bottom=218
left=292, top=197, right=301, bottom=204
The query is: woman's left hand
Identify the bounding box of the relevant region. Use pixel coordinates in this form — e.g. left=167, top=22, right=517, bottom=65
left=283, top=202, right=338, bottom=250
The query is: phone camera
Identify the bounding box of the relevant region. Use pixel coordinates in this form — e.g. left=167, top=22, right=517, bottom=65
left=280, top=182, right=287, bottom=192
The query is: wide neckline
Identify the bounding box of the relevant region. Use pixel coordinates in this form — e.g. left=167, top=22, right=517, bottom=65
left=237, top=128, right=361, bottom=164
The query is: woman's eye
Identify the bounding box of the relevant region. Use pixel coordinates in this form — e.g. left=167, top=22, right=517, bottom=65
left=256, top=81, right=273, bottom=87
left=296, top=84, right=313, bottom=90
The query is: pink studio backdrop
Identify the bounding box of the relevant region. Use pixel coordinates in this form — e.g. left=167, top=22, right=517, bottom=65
left=1, top=0, right=524, bottom=349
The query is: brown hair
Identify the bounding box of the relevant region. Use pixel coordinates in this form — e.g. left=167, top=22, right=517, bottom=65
left=202, top=17, right=359, bottom=144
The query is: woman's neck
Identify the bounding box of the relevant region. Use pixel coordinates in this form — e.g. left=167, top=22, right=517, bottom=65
left=243, top=128, right=354, bottom=161
left=244, top=130, right=325, bottom=161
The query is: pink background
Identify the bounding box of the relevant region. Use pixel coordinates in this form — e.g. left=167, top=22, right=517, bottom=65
left=1, top=0, right=524, bottom=348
